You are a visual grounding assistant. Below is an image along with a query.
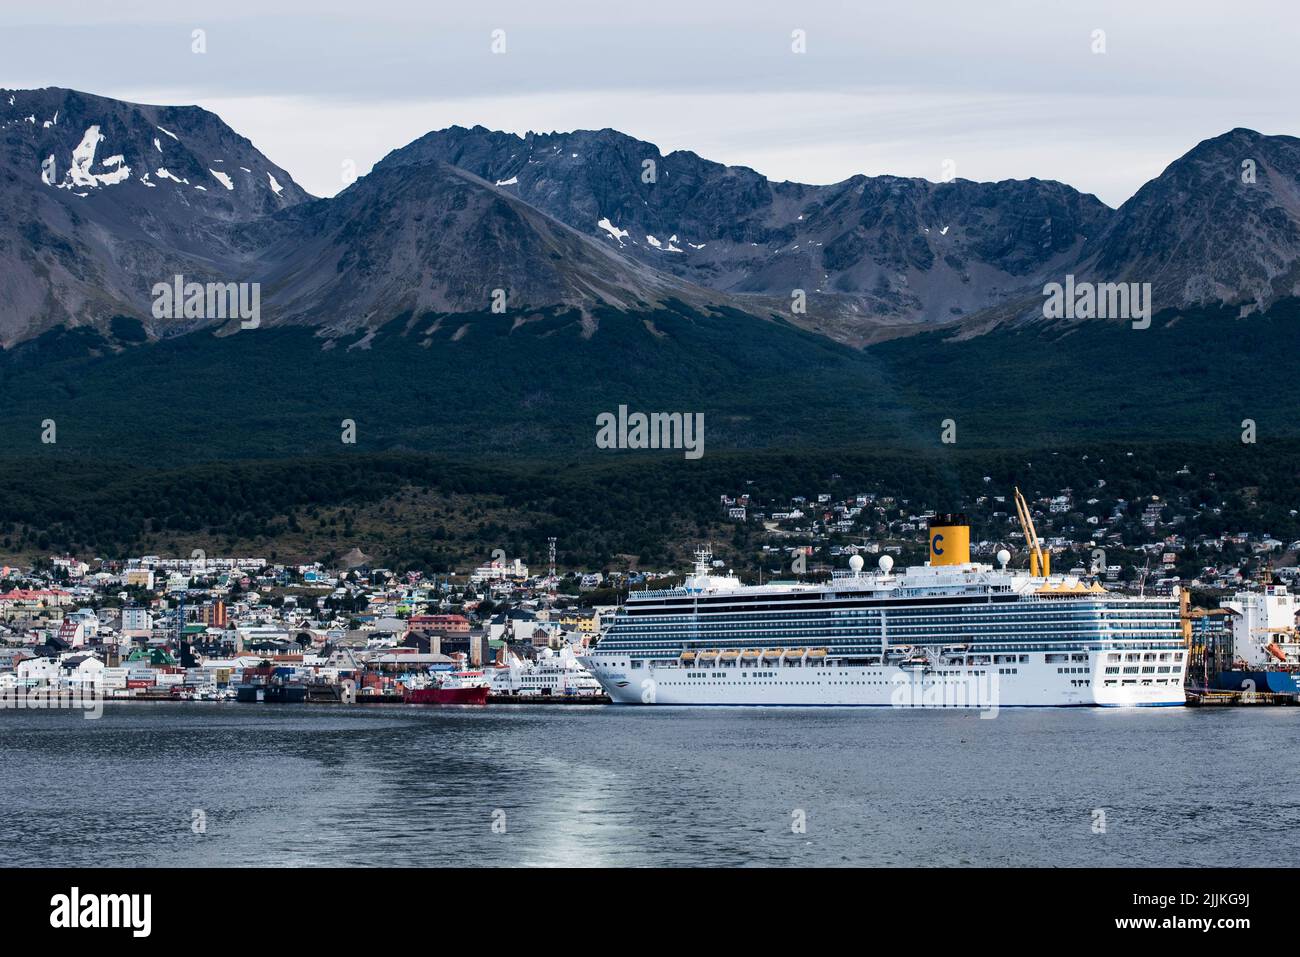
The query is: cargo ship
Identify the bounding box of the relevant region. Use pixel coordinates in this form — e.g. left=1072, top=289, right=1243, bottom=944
left=1202, top=584, right=1300, bottom=694
left=403, top=669, right=490, bottom=705
left=580, top=494, right=1188, bottom=708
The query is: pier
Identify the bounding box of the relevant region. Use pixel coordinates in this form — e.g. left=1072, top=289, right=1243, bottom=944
left=1185, top=689, right=1299, bottom=707
left=487, top=693, right=610, bottom=705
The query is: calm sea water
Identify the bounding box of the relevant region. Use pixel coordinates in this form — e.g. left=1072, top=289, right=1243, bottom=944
left=0, top=702, right=1296, bottom=867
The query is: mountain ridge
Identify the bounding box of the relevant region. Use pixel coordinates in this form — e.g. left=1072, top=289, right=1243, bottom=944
left=5, top=88, right=1300, bottom=349
left=396, top=125, right=1112, bottom=341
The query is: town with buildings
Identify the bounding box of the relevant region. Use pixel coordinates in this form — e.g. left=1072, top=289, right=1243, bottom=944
left=0, top=549, right=618, bottom=705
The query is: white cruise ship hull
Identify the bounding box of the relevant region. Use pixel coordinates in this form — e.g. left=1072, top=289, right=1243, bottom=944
left=586, top=550, right=1189, bottom=710
left=581, top=655, right=1186, bottom=708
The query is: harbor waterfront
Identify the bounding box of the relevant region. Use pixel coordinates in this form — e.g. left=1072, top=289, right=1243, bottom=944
left=2, top=702, right=1298, bottom=868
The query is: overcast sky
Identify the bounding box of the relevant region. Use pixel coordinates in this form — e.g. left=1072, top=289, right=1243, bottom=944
left=3, top=1, right=1295, bottom=204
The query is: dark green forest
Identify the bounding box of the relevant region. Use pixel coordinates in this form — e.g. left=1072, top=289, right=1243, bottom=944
left=2, top=297, right=1299, bottom=566
left=2, top=441, right=1299, bottom=570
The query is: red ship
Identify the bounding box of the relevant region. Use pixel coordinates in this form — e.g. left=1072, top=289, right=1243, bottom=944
left=403, top=670, right=490, bottom=705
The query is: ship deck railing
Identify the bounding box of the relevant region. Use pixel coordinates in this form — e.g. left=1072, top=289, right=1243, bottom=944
left=630, top=588, right=688, bottom=599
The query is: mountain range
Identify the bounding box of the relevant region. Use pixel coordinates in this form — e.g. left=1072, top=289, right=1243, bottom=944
left=6, top=87, right=1300, bottom=350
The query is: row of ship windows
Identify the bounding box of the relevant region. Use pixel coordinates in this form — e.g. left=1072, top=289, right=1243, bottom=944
left=661, top=664, right=993, bottom=676
left=665, top=677, right=1181, bottom=688
left=613, top=620, right=1177, bottom=631
left=628, top=603, right=1176, bottom=615
left=618, top=622, right=1177, bottom=630
left=618, top=616, right=1180, bottom=631
left=620, top=615, right=1178, bottom=627
left=606, top=645, right=1185, bottom=659
left=672, top=676, right=985, bottom=685
left=1104, top=678, right=1182, bottom=686
left=618, top=630, right=1177, bottom=642
left=621, top=650, right=1190, bottom=665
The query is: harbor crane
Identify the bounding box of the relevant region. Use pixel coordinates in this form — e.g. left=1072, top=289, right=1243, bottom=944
left=1012, top=486, right=1051, bottom=577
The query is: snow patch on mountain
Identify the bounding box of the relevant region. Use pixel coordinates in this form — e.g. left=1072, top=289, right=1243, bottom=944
left=646, top=234, right=683, bottom=252
left=156, top=125, right=178, bottom=141
left=209, top=169, right=234, bottom=190
left=597, top=217, right=628, bottom=244
left=495, top=176, right=518, bottom=186
left=40, top=154, right=55, bottom=186
left=267, top=172, right=283, bottom=195
left=57, top=126, right=131, bottom=189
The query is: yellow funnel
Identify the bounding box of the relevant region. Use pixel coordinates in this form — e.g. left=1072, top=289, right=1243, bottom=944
left=928, top=514, right=971, bottom=566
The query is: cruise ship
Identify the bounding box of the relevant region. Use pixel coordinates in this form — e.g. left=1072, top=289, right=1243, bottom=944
left=580, top=505, right=1188, bottom=708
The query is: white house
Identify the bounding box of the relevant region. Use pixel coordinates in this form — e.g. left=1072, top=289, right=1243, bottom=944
left=15, top=657, right=60, bottom=687
left=59, top=654, right=105, bottom=689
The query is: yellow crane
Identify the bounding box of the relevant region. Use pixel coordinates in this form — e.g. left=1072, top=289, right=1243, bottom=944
left=1013, top=487, right=1050, bottom=577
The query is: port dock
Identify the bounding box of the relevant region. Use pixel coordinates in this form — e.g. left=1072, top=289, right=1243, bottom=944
left=1185, top=688, right=1299, bottom=706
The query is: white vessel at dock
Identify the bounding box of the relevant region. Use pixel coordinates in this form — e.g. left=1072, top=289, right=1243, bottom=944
left=490, top=646, right=605, bottom=698
left=580, top=505, right=1188, bottom=709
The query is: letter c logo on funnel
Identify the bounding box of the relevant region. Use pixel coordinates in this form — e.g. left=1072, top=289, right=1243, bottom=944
left=932, top=534, right=944, bottom=555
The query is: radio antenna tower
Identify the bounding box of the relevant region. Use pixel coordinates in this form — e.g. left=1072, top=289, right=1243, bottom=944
left=173, top=589, right=186, bottom=644
left=548, top=537, right=557, bottom=583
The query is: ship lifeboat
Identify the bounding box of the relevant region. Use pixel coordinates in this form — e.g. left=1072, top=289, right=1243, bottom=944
left=719, top=649, right=740, bottom=660
left=697, top=649, right=720, bottom=663
left=762, top=649, right=785, bottom=661
left=740, top=649, right=760, bottom=660
left=679, top=651, right=696, bottom=661
left=805, top=649, right=828, bottom=659
left=784, top=647, right=806, bottom=658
